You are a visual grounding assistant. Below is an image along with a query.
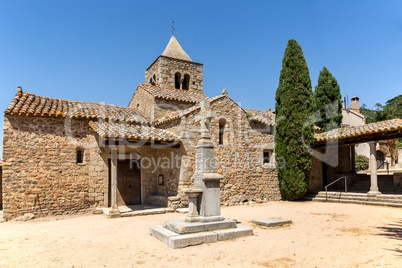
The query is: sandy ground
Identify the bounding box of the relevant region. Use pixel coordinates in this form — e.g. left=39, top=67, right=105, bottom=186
left=1, top=201, right=402, bottom=268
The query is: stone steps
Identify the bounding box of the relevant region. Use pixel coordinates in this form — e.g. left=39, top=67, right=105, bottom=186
left=302, top=191, right=402, bottom=207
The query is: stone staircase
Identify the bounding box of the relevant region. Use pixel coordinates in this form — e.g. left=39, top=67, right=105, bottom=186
left=302, top=191, right=402, bottom=207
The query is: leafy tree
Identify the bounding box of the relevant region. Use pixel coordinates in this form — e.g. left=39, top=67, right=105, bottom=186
left=314, top=66, right=343, bottom=131
left=384, top=94, right=402, bottom=119
left=275, top=39, right=315, bottom=200
left=360, top=103, right=387, bottom=123
left=355, top=155, right=369, bottom=171
left=361, top=94, right=402, bottom=123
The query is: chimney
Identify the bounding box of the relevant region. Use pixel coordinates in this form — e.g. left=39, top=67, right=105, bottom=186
left=350, top=96, right=360, bottom=112
left=17, top=86, right=23, bottom=97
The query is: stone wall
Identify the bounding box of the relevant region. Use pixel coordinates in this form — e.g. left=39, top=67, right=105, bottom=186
left=2, top=116, right=107, bottom=220
left=159, top=95, right=281, bottom=206
left=127, top=87, right=156, bottom=119
left=146, top=56, right=203, bottom=92
left=0, top=162, right=2, bottom=207
left=2, top=95, right=281, bottom=219
left=309, top=152, right=324, bottom=192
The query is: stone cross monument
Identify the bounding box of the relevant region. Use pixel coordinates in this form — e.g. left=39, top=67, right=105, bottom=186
left=149, top=99, right=253, bottom=248
left=190, top=100, right=224, bottom=222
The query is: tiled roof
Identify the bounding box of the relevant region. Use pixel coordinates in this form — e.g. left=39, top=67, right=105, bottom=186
left=88, top=121, right=177, bottom=142
left=5, top=89, right=149, bottom=124
left=314, top=118, right=402, bottom=144
left=246, top=109, right=275, bottom=125
left=139, top=84, right=207, bottom=103
left=154, top=94, right=228, bottom=126
left=155, top=105, right=200, bottom=126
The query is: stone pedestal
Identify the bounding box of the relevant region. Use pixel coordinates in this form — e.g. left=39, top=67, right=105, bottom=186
left=185, top=188, right=203, bottom=223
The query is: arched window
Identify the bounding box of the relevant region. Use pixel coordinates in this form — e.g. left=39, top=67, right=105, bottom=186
left=175, top=72, right=181, bottom=89
left=182, top=74, right=190, bottom=90
left=219, top=119, right=226, bottom=145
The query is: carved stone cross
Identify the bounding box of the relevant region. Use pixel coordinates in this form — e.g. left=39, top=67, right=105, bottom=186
left=195, top=100, right=216, bottom=139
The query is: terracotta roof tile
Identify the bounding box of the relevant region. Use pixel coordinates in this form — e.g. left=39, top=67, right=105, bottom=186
left=88, top=121, right=177, bottom=142
left=5, top=90, right=149, bottom=124
left=139, top=84, right=207, bottom=103
left=155, top=105, right=200, bottom=126
left=314, top=119, right=402, bottom=143
left=154, top=94, right=229, bottom=126
left=246, top=109, right=275, bottom=125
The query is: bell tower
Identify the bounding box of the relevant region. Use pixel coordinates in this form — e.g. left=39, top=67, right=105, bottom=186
left=145, top=35, right=203, bottom=92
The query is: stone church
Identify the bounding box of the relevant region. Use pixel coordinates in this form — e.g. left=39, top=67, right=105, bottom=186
left=2, top=36, right=279, bottom=220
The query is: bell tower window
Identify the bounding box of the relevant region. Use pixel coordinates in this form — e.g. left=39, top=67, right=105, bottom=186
left=149, top=74, right=156, bottom=85
left=175, top=72, right=181, bottom=89
left=182, top=74, right=190, bottom=90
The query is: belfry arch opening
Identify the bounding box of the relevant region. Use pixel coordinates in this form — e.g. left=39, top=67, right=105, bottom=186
left=175, top=72, right=181, bottom=89
left=182, top=74, right=190, bottom=90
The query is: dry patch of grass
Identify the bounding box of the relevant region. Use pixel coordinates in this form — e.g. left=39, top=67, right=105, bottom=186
left=339, top=227, right=369, bottom=235
left=257, top=257, right=296, bottom=268
left=310, top=212, right=348, bottom=219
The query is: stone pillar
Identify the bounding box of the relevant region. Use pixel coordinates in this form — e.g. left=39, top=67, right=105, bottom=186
left=109, top=148, right=120, bottom=217
left=368, top=142, right=381, bottom=196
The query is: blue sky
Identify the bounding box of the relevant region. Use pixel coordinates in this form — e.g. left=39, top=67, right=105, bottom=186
left=1, top=0, right=401, bottom=158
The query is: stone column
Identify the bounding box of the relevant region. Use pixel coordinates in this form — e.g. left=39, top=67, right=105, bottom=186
left=109, top=147, right=120, bottom=217
left=368, top=142, right=381, bottom=196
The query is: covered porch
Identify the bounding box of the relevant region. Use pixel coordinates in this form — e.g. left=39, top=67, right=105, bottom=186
left=89, top=120, right=184, bottom=216
left=309, top=119, right=402, bottom=204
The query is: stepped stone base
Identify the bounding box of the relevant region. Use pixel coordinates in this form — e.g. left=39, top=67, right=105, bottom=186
left=164, top=218, right=237, bottom=234
left=149, top=223, right=253, bottom=249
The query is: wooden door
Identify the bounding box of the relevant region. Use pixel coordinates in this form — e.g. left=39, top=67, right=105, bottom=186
left=117, top=159, right=141, bottom=205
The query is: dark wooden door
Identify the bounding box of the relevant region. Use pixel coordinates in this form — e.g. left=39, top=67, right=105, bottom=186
left=117, top=159, right=141, bottom=205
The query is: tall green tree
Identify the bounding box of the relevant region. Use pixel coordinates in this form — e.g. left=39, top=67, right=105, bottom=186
left=314, top=66, right=343, bottom=131
left=275, top=39, right=315, bottom=200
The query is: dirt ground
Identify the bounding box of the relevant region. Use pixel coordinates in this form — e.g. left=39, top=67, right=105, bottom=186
left=1, top=201, right=402, bottom=268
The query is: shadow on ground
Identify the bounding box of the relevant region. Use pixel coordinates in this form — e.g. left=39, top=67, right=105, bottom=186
left=376, top=219, right=402, bottom=255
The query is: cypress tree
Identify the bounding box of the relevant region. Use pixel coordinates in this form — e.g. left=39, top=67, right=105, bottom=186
left=275, top=39, right=315, bottom=200
left=314, top=66, right=343, bottom=131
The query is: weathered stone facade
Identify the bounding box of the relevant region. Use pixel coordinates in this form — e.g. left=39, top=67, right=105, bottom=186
left=145, top=56, right=203, bottom=92
left=0, top=161, right=2, bottom=206
left=158, top=95, right=280, bottom=205
left=2, top=35, right=280, bottom=220
left=2, top=116, right=106, bottom=219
